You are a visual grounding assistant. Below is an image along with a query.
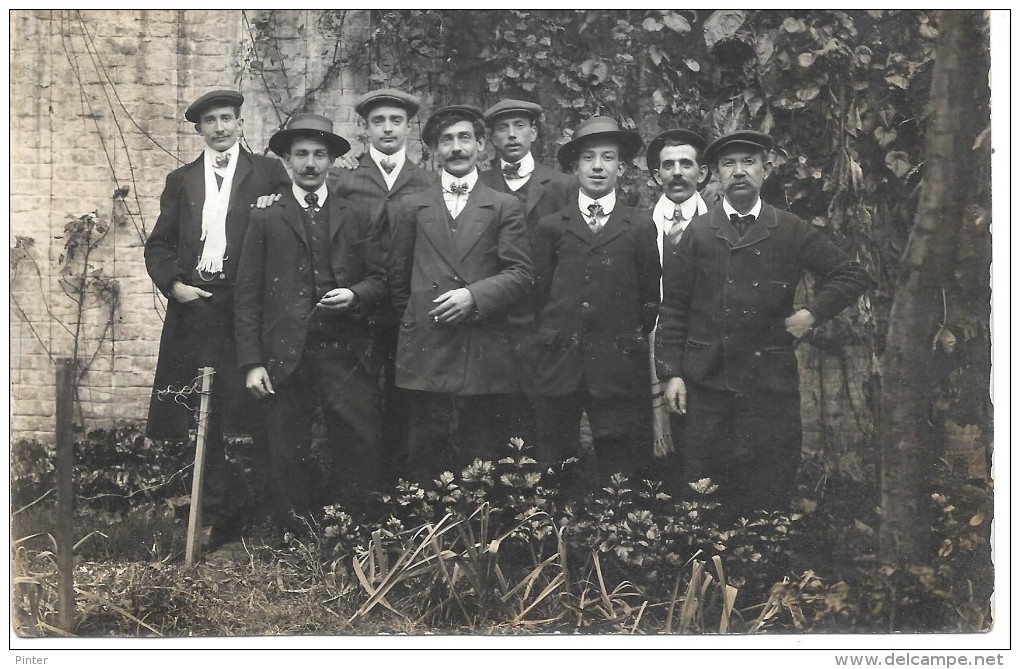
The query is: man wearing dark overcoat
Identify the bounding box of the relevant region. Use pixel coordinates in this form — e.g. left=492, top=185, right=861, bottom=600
left=530, top=117, right=660, bottom=479
left=331, top=88, right=435, bottom=485
left=387, top=104, right=534, bottom=480
left=144, top=89, right=289, bottom=542
left=234, top=114, right=386, bottom=523
left=655, top=130, right=868, bottom=517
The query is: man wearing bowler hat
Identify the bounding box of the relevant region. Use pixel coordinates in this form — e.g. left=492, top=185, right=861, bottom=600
left=387, top=104, right=534, bottom=480
left=145, top=89, right=289, bottom=545
left=655, top=130, right=868, bottom=518
left=530, top=116, right=660, bottom=480
left=646, top=129, right=710, bottom=477
left=234, top=113, right=386, bottom=524
left=479, top=99, right=574, bottom=236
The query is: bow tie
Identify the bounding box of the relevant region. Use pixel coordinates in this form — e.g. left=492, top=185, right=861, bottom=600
left=501, top=162, right=521, bottom=179
left=446, top=182, right=469, bottom=195
left=213, top=152, right=231, bottom=169
left=380, top=157, right=396, bottom=174
left=729, top=212, right=756, bottom=235
left=304, top=191, right=320, bottom=209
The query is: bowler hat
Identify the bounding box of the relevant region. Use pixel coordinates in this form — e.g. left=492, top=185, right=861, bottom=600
left=185, top=89, right=244, bottom=123
left=645, top=128, right=708, bottom=177
left=704, top=130, right=774, bottom=168
left=268, top=113, right=351, bottom=158
left=483, top=99, right=543, bottom=127
left=355, top=88, right=420, bottom=118
left=421, top=104, right=485, bottom=147
left=557, top=116, right=643, bottom=170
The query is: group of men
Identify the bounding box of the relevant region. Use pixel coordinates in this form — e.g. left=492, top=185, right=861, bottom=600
left=145, top=86, right=867, bottom=543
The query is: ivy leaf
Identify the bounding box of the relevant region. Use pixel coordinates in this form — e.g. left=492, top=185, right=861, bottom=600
left=652, top=88, right=668, bottom=114
left=755, top=33, right=775, bottom=66
left=782, top=17, right=807, bottom=33
left=663, top=12, right=691, bottom=33
left=885, top=73, right=910, bottom=89
left=798, top=52, right=816, bottom=68
left=684, top=58, right=700, bottom=72
left=797, top=86, right=820, bottom=101
left=884, top=150, right=912, bottom=178
left=919, top=20, right=939, bottom=39
left=873, top=126, right=897, bottom=148
left=642, top=16, right=663, bottom=32
left=648, top=44, right=665, bottom=66
left=703, top=10, right=747, bottom=50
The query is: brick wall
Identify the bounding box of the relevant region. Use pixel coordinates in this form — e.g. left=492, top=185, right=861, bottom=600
left=9, top=9, right=369, bottom=440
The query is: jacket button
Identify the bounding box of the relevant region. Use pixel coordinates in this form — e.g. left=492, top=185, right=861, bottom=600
left=298, top=265, right=306, bottom=271
left=752, top=281, right=759, bottom=287
left=755, top=351, right=762, bottom=357
left=431, top=282, right=439, bottom=289
left=755, top=249, right=761, bottom=255
left=728, top=279, right=734, bottom=284
left=219, top=273, right=226, bottom=280
left=299, top=289, right=306, bottom=296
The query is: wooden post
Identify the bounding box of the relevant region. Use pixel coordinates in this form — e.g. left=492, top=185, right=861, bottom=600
left=185, top=366, right=214, bottom=566
left=54, top=358, right=76, bottom=632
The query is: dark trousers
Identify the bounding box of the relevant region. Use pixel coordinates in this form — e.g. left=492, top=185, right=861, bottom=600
left=685, top=382, right=802, bottom=518
left=378, top=325, right=410, bottom=486
left=264, top=341, right=380, bottom=521
left=534, top=386, right=653, bottom=480
left=405, top=391, right=525, bottom=482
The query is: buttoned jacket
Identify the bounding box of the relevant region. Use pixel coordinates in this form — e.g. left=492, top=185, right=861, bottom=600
left=387, top=180, right=534, bottom=395
left=234, top=187, right=386, bottom=385
left=531, top=199, right=661, bottom=399
left=654, top=203, right=868, bottom=393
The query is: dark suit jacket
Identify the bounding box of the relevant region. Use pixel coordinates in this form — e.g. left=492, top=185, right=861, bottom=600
left=479, top=162, right=575, bottom=237
left=654, top=203, right=869, bottom=393
left=388, top=180, right=535, bottom=395
left=144, top=148, right=289, bottom=439
left=531, top=199, right=661, bottom=399
left=234, top=187, right=387, bottom=385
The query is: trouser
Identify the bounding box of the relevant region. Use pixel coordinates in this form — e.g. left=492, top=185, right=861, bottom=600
left=263, top=341, right=380, bottom=521
left=685, top=382, right=802, bottom=518
left=534, top=385, right=653, bottom=481
left=378, top=325, right=410, bottom=486
left=405, top=391, right=525, bottom=482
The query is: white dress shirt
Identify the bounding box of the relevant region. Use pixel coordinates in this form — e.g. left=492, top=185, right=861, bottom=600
left=441, top=168, right=479, bottom=218
left=722, top=197, right=763, bottom=221
left=369, top=145, right=406, bottom=191
left=500, top=151, right=536, bottom=192
left=577, top=189, right=616, bottom=231
left=652, top=192, right=707, bottom=260
left=293, top=182, right=329, bottom=210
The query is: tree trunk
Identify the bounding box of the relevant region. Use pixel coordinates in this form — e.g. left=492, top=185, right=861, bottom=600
left=878, top=11, right=984, bottom=562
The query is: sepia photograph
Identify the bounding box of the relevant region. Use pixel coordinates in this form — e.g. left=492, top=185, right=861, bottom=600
left=7, top=7, right=1007, bottom=664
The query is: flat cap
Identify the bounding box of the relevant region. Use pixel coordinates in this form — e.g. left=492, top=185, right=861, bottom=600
left=422, top=104, right=485, bottom=147
left=268, top=113, right=351, bottom=158
left=483, top=99, right=543, bottom=127
left=704, top=130, right=774, bottom=167
left=645, top=128, right=708, bottom=176
left=557, top=116, right=643, bottom=170
left=185, top=89, right=244, bottom=123
left=354, top=88, right=420, bottom=118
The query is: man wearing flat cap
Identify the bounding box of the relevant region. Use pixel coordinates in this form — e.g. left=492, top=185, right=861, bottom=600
left=387, top=104, right=534, bottom=480
left=646, top=129, right=711, bottom=478
left=530, top=116, right=661, bottom=481
left=334, top=87, right=435, bottom=485
left=145, top=89, right=289, bottom=544
left=234, top=114, right=386, bottom=523
left=655, top=130, right=868, bottom=518
left=479, top=99, right=574, bottom=236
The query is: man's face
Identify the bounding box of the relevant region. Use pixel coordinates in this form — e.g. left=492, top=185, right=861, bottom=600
left=364, top=104, right=408, bottom=155
left=195, top=105, right=242, bottom=152
left=575, top=139, right=624, bottom=199
left=436, top=120, right=483, bottom=177
left=284, top=137, right=334, bottom=191
left=716, top=147, right=772, bottom=208
left=489, top=114, right=537, bottom=164
left=654, top=144, right=708, bottom=205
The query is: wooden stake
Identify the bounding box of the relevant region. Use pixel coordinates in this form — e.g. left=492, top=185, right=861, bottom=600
left=185, top=366, right=214, bottom=566
left=54, top=358, right=76, bottom=633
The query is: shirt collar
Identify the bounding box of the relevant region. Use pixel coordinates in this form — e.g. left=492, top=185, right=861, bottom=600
left=578, top=189, right=616, bottom=217
left=722, top=198, right=762, bottom=220
left=369, top=144, right=406, bottom=170
left=293, top=182, right=329, bottom=208
left=205, top=141, right=240, bottom=169
left=501, top=151, right=535, bottom=178
left=441, top=168, right=478, bottom=192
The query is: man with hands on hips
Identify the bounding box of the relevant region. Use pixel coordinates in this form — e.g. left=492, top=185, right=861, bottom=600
left=234, top=113, right=386, bottom=525
left=655, top=130, right=867, bottom=518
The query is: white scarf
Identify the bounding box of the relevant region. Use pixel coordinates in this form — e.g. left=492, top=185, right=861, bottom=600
left=197, top=147, right=239, bottom=273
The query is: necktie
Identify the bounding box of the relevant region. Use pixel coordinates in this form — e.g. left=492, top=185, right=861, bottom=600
left=447, top=182, right=469, bottom=195
left=502, top=162, right=521, bottom=179
left=213, top=152, right=231, bottom=169
left=587, top=202, right=605, bottom=233
left=729, top=212, right=755, bottom=236
left=666, top=215, right=687, bottom=245
left=304, top=191, right=320, bottom=222
left=380, top=158, right=396, bottom=174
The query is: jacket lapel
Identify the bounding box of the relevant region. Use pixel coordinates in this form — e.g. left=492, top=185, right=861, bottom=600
left=278, top=191, right=309, bottom=248
left=327, top=188, right=348, bottom=242
left=564, top=202, right=595, bottom=246
left=454, top=184, right=497, bottom=261
left=591, top=205, right=628, bottom=249
left=710, top=206, right=741, bottom=247
left=417, top=188, right=459, bottom=267
left=524, top=165, right=550, bottom=217
left=733, top=203, right=777, bottom=250
left=226, top=148, right=254, bottom=215
left=357, top=153, right=388, bottom=194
